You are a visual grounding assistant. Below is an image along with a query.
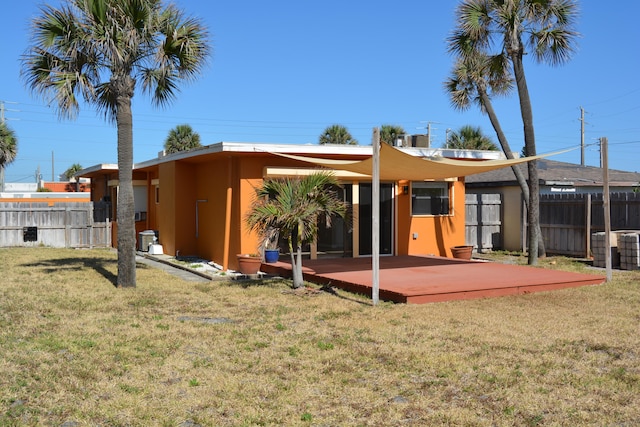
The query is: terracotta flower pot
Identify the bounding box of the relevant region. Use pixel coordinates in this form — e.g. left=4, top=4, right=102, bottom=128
left=451, top=245, right=473, bottom=260
left=236, top=254, right=261, bottom=274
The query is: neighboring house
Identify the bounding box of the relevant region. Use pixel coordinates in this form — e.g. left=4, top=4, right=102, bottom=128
left=465, top=159, right=640, bottom=252
left=42, top=181, right=91, bottom=193
left=1, top=183, right=90, bottom=201
left=79, top=142, right=519, bottom=271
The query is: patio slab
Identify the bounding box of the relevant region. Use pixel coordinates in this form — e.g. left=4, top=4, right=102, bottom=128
left=260, top=255, right=606, bottom=304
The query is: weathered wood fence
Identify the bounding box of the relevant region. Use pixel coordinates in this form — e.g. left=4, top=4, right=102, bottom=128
left=539, top=192, right=640, bottom=257
left=465, top=193, right=502, bottom=252
left=0, top=202, right=111, bottom=248
left=465, top=191, right=640, bottom=257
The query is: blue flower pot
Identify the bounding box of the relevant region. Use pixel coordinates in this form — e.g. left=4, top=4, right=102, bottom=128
left=264, top=249, right=280, bottom=263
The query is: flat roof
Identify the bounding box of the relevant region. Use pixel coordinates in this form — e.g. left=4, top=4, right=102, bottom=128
left=79, top=141, right=507, bottom=176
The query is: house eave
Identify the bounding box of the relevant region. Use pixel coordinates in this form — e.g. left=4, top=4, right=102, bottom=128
left=76, top=164, right=119, bottom=178
left=80, top=142, right=511, bottom=176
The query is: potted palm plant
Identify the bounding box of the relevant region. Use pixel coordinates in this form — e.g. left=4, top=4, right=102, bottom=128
left=261, top=227, right=280, bottom=263
left=245, top=172, right=348, bottom=288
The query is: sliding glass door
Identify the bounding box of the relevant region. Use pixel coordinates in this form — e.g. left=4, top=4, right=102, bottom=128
left=358, top=183, right=393, bottom=255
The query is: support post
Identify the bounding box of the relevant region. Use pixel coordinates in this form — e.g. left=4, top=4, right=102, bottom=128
left=580, top=107, right=585, bottom=166
left=223, top=158, right=233, bottom=270
left=372, top=128, right=380, bottom=305
left=601, top=137, right=612, bottom=282
left=585, top=193, right=591, bottom=259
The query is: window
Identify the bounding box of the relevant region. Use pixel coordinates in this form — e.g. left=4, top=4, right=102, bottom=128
left=411, top=182, right=450, bottom=216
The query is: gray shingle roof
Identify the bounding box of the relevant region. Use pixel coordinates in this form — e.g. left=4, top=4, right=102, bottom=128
left=464, top=159, right=640, bottom=187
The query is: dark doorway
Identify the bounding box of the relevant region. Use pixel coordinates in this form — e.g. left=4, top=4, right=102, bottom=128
left=317, top=185, right=353, bottom=258
left=358, top=183, right=393, bottom=255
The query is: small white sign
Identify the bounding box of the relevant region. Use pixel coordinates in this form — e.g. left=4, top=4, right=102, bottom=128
left=550, top=187, right=576, bottom=193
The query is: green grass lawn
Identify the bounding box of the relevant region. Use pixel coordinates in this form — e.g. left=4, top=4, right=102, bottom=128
left=1, top=247, right=639, bottom=426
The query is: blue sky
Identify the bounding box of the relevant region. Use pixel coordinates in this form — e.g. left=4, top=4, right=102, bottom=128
left=1, top=0, right=639, bottom=183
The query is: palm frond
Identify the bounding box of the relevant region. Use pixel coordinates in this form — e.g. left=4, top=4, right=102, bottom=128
left=245, top=173, right=347, bottom=248
left=21, top=0, right=210, bottom=122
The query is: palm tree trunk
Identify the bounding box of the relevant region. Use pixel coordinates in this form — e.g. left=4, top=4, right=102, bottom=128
left=290, top=221, right=304, bottom=288
left=294, top=245, right=304, bottom=288
left=115, top=80, right=137, bottom=287
left=479, top=90, right=546, bottom=255
left=510, top=51, right=543, bottom=265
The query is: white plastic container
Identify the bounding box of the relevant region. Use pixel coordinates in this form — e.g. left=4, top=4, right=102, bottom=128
left=148, top=244, right=164, bottom=255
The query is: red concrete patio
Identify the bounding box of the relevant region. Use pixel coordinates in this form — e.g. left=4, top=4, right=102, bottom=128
left=260, top=255, right=606, bottom=304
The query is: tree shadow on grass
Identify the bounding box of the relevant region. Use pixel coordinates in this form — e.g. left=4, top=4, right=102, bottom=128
left=222, top=277, right=372, bottom=306
left=20, top=257, right=151, bottom=288
left=221, top=277, right=288, bottom=289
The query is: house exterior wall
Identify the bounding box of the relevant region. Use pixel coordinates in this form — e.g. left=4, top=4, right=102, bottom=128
left=396, top=180, right=467, bottom=257
left=157, top=161, right=199, bottom=257
left=90, top=175, right=110, bottom=203
left=157, top=162, right=176, bottom=255
left=0, top=197, right=90, bottom=204
left=501, top=186, right=524, bottom=251
left=84, top=148, right=474, bottom=271
left=156, top=152, right=470, bottom=270
left=146, top=169, right=159, bottom=232
left=193, top=156, right=237, bottom=266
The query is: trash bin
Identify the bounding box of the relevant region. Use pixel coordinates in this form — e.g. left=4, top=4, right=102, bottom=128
left=138, top=230, right=156, bottom=252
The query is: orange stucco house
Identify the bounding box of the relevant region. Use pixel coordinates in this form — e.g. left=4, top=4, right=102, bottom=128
left=80, top=142, right=512, bottom=271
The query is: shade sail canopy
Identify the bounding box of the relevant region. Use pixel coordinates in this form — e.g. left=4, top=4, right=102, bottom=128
left=273, top=143, right=551, bottom=181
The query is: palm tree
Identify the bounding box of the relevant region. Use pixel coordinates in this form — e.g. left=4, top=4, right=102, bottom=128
left=444, top=51, right=546, bottom=254
left=447, top=125, right=498, bottom=150
left=0, top=122, right=18, bottom=192
left=246, top=173, right=348, bottom=289
left=22, top=0, right=210, bottom=287
left=318, top=124, right=358, bottom=145
left=449, top=0, right=579, bottom=265
left=164, top=124, right=202, bottom=154
left=64, top=163, right=83, bottom=180
left=63, top=163, right=84, bottom=191
left=380, top=124, right=406, bottom=146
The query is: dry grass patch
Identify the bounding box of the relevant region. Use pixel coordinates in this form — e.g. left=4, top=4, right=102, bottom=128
left=1, top=247, right=639, bottom=426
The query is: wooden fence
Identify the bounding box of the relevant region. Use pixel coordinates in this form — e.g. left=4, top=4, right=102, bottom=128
left=465, top=191, right=640, bottom=257
left=465, top=193, right=502, bottom=252
left=0, top=202, right=111, bottom=248
left=539, top=192, right=640, bottom=256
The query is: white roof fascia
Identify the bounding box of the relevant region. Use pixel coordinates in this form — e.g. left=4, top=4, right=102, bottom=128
left=76, top=163, right=119, bottom=176
left=81, top=142, right=509, bottom=173
left=133, top=142, right=373, bottom=169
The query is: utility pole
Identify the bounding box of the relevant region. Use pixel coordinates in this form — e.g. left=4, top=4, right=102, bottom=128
left=371, top=128, right=380, bottom=306
left=419, top=121, right=439, bottom=148
left=1, top=102, right=6, bottom=191
left=601, top=137, right=612, bottom=282
left=580, top=107, right=584, bottom=166
left=0, top=102, right=3, bottom=192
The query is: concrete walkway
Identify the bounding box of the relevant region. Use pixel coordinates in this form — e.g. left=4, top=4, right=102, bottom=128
left=136, top=254, right=212, bottom=283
